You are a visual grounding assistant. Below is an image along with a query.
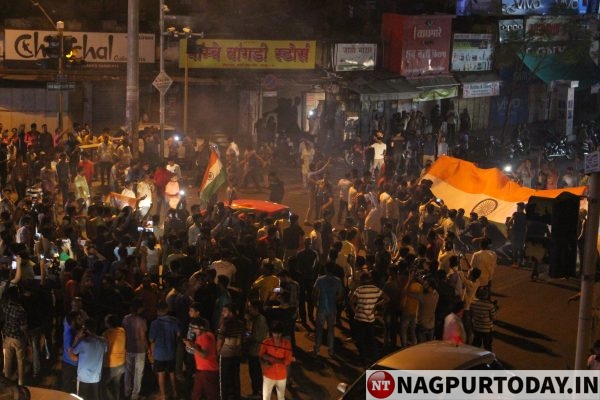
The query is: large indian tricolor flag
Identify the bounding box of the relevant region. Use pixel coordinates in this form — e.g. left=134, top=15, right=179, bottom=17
left=422, top=156, right=587, bottom=224
left=199, top=146, right=227, bottom=202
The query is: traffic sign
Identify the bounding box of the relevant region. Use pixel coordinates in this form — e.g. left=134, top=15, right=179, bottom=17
left=47, top=82, right=76, bottom=91
left=153, top=71, right=173, bottom=95
left=584, top=150, right=600, bottom=174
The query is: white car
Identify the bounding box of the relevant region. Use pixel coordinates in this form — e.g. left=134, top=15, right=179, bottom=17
left=337, top=340, right=505, bottom=399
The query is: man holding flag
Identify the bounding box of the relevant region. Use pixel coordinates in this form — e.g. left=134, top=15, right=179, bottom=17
left=199, top=144, right=227, bottom=205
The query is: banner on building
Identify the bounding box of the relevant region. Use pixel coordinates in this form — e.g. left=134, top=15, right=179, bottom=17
left=499, top=19, right=525, bottom=43
left=382, top=14, right=453, bottom=77
left=462, top=81, right=501, bottom=98
left=525, top=16, right=579, bottom=42
left=333, top=43, right=377, bottom=71
left=451, top=33, right=494, bottom=72
left=179, top=39, right=316, bottom=69
left=4, top=29, right=155, bottom=63
left=501, top=0, right=587, bottom=15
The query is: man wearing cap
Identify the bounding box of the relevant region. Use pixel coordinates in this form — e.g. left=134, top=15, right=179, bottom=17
left=183, top=318, right=220, bottom=400
left=370, top=131, right=386, bottom=174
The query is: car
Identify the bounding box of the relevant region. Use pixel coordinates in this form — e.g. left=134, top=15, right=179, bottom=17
left=229, top=198, right=290, bottom=219
left=337, top=341, right=505, bottom=399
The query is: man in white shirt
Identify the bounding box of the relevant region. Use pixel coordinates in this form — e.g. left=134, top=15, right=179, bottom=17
left=470, top=237, right=497, bottom=289
left=226, top=137, right=240, bottom=161
left=136, top=173, right=154, bottom=218
left=370, top=131, right=387, bottom=174
left=209, top=252, right=237, bottom=285
left=165, top=159, right=182, bottom=180
left=337, top=173, right=352, bottom=225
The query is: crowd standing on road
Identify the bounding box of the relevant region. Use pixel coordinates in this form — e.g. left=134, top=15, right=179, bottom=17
left=0, top=116, right=597, bottom=400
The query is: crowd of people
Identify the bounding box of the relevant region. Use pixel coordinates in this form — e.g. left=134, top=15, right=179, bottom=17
left=0, top=116, right=597, bottom=400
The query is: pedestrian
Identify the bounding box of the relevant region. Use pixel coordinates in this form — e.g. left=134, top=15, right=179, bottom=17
left=350, top=273, right=389, bottom=364
left=102, top=314, right=126, bottom=400
left=312, top=261, right=344, bottom=356
left=2, top=286, right=27, bottom=386
left=149, top=301, right=180, bottom=400
left=293, top=237, right=319, bottom=324
left=97, top=134, right=115, bottom=186
left=122, top=299, right=148, bottom=400
left=470, top=286, right=497, bottom=351
left=183, top=318, right=220, bottom=400
left=268, top=171, right=285, bottom=204
left=259, top=321, right=293, bottom=400
left=216, top=303, right=245, bottom=400
left=69, top=319, right=108, bottom=400
left=470, top=237, right=496, bottom=289
left=246, top=300, right=269, bottom=399
left=442, top=300, right=466, bottom=345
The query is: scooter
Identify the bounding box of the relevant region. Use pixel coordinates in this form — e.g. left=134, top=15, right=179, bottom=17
left=543, top=136, right=576, bottom=161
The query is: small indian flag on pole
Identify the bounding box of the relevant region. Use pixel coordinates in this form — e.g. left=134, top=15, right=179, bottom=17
left=199, top=145, right=227, bottom=202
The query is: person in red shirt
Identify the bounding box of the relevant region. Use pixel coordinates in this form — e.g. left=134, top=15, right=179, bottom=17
left=259, top=321, right=293, bottom=400
left=183, top=318, right=220, bottom=400
left=78, top=153, right=95, bottom=186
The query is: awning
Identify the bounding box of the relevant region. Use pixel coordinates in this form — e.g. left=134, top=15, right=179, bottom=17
left=520, top=54, right=600, bottom=89
left=345, top=77, right=421, bottom=101
left=407, top=75, right=460, bottom=102
left=454, top=72, right=502, bottom=98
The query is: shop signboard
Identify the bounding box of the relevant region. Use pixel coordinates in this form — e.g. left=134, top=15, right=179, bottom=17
left=4, top=29, right=155, bottom=63
left=179, top=39, right=316, bottom=69
left=456, top=0, right=498, bottom=15
left=501, top=0, right=587, bottom=15
left=451, top=33, right=494, bottom=72
left=525, top=16, right=574, bottom=42
left=382, top=14, right=453, bottom=76
left=333, top=43, right=377, bottom=71
left=499, top=19, right=525, bottom=43
left=462, top=81, right=501, bottom=98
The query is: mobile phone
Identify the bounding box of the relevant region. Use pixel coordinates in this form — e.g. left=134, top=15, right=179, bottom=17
left=11, top=256, right=17, bottom=270
left=273, top=287, right=282, bottom=293
left=79, top=239, right=86, bottom=247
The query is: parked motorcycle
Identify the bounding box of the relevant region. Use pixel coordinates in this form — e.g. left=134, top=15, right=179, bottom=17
left=543, top=136, right=576, bottom=161
left=505, top=137, right=531, bottom=160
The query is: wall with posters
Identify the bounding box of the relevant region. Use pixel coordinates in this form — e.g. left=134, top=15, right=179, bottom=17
left=381, top=14, right=453, bottom=77
left=451, top=33, right=494, bottom=72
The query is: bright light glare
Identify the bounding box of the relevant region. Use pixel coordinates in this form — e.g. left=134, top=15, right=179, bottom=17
left=503, top=165, right=512, bottom=173
left=173, top=135, right=180, bottom=141
left=179, top=190, right=185, bottom=195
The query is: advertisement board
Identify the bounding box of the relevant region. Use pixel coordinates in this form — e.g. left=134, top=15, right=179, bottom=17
left=456, top=0, right=498, bottom=15
left=525, top=16, right=574, bottom=41
left=333, top=43, right=377, bottom=71
left=499, top=19, right=525, bottom=43
left=451, top=33, right=494, bottom=72
left=462, top=81, right=501, bottom=98
left=179, top=39, right=316, bottom=69
left=4, top=29, right=155, bottom=63
left=501, top=0, right=587, bottom=15
left=382, top=14, right=453, bottom=76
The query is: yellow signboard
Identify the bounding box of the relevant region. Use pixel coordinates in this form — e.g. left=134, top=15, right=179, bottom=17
left=179, top=39, right=316, bottom=69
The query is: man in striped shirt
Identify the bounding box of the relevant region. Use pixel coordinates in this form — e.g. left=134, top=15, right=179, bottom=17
left=350, top=273, right=389, bottom=364
left=470, top=286, right=497, bottom=351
